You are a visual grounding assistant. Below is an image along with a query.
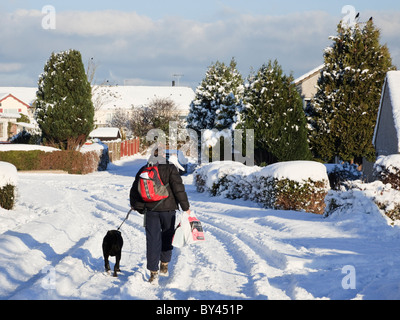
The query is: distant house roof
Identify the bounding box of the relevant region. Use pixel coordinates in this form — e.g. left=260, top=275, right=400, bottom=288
left=373, top=70, right=400, bottom=150
left=89, top=127, right=121, bottom=140
left=294, top=64, right=324, bottom=85
left=92, top=85, right=195, bottom=111
left=0, top=87, right=37, bottom=106
left=0, top=93, right=31, bottom=109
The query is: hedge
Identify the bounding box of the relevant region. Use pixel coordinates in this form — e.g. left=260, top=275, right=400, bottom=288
left=194, top=161, right=330, bottom=215
left=0, top=150, right=100, bottom=174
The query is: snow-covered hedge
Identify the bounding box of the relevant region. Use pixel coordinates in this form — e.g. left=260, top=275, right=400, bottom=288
left=373, top=154, right=400, bottom=190
left=0, top=143, right=108, bottom=174
left=194, top=161, right=330, bottom=215
left=326, top=180, right=400, bottom=221
left=0, top=162, right=18, bottom=210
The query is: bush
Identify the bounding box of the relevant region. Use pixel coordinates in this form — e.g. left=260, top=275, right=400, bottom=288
left=0, top=150, right=100, bottom=174
left=194, top=161, right=330, bottom=215
left=0, top=184, right=16, bottom=210
left=373, top=155, right=400, bottom=190
left=326, top=162, right=362, bottom=190
left=0, top=162, right=18, bottom=210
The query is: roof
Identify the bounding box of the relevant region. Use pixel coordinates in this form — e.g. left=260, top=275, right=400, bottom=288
left=373, top=70, right=400, bottom=148
left=294, top=64, right=324, bottom=84
left=0, top=87, right=37, bottom=106
left=0, top=93, right=32, bottom=108
left=89, top=127, right=121, bottom=138
left=92, top=85, right=195, bottom=111
left=0, top=85, right=196, bottom=111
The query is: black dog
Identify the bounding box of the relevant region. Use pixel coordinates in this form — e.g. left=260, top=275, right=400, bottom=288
left=102, top=230, right=123, bottom=277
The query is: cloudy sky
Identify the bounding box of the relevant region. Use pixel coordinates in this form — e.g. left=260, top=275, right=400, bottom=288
left=1, top=0, right=400, bottom=89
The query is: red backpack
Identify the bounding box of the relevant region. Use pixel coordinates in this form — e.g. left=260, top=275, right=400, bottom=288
left=137, top=165, right=169, bottom=203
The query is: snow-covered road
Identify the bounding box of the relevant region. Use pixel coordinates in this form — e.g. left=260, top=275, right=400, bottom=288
left=1, top=155, right=400, bottom=300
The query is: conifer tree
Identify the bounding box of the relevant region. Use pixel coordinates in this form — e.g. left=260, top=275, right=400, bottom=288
left=36, top=49, right=94, bottom=150
left=186, top=58, right=244, bottom=132
left=309, top=19, right=395, bottom=163
left=243, top=60, right=311, bottom=164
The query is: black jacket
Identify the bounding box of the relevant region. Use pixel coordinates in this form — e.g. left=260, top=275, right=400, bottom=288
left=130, top=164, right=190, bottom=213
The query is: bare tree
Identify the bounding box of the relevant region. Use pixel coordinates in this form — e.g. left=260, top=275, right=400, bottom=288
left=129, top=97, right=183, bottom=140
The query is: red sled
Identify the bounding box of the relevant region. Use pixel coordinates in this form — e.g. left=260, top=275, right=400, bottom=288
left=188, top=216, right=205, bottom=241
left=172, top=212, right=205, bottom=247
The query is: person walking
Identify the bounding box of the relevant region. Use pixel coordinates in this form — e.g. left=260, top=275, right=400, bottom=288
left=130, top=159, right=190, bottom=284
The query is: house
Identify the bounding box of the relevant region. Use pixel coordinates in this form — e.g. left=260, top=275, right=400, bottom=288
left=294, top=65, right=324, bottom=109
left=0, top=93, right=32, bottom=117
left=362, top=71, right=400, bottom=181
left=92, top=85, right=195, bottom=127
left=0, top=92, right=36, bottom=142
left=89, top=127, right=122, bottom=141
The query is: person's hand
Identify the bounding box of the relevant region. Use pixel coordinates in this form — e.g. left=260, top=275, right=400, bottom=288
left=185, top=209, right=191, bottom=215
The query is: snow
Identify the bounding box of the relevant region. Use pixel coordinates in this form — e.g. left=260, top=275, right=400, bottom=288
left=1, top=155, right=400, bottom=300
left=386, top=71, right=400, bottom=149
left=92, top=86, right=195, bottom=111
left=0, top=144, right=59, bottom=152
left=0, top=162, right=17, bottom=188
left=375, top=154, right=400, bottom=174
left=89, top=127, right=121, bottom=139
left=255, top=161, right=328, bottom=183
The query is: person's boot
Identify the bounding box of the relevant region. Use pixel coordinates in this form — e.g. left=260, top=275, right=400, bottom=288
left=149, top=271, right=158, bottom=284
left=160, top=262, right=169, bottom=277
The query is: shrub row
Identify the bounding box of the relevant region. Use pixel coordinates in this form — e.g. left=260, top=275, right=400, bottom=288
left=373, top=154, right=400, bottom=190
left=0, top=150, right=100, bottom=174
left=194, top=161, right=330, bottom=215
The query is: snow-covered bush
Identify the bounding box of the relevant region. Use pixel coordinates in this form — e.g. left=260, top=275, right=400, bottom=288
left=373, top=155, right=400, bottom=190
left=325, top=162, right=362, bottom=190
left=0, top=162, right=18, bottom=210
left=326, top=179, right=400, bottom=221
left=194, top=161, right=330, bottom=215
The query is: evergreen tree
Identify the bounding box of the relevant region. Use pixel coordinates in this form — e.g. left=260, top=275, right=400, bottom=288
left=309, top=19, right=395, bottom=163
left=36, top=49, right=94, bottom=150
left=243, top=60, right=311, bottom=164
left=186, top=58, right=244, bottom=132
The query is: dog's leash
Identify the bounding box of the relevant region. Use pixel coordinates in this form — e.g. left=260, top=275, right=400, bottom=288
left=117, top=208, right=133, bottom=231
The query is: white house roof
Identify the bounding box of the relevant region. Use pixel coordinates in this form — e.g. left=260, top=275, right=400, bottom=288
left=92, top=85, right=195, bottom=111
left=294, top=64, right=324, bottom=84
left=373, top=70, right=400, bottom=148
left=0, top=87, right=37, bottom=106
left=89, top=127, right=121, bottom=138
left=0, top=85, right=195, bottom=111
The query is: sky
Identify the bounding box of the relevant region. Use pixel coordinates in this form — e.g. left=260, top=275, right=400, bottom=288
left=1, top=0, right=400, bottom=89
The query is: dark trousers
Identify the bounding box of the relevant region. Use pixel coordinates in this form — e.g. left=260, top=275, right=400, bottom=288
left=145, top=210, right=176, bottom=271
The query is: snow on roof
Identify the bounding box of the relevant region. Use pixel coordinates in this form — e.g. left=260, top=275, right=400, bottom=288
left=373, top=71, right=400, bottom=149
left=0, top=85, right=196, bottom=112
left=387, top=71, right=400, bottom=150
left=89, top=127, right=121, bottom=138
left=294, top=64, right=324, bottom=84
left=92, top=85, right=195, bottom=111
left=0, top=87, right=37, bottom=106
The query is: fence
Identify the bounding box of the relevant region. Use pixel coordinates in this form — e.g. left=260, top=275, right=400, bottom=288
left=104, top=137, right=140, bottom=162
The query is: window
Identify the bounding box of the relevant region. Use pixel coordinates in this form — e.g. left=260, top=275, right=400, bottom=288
left=4, top=109, right=19, bottom=114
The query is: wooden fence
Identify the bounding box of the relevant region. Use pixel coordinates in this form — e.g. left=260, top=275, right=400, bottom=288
left=104, top=138, right=140, bottom=162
